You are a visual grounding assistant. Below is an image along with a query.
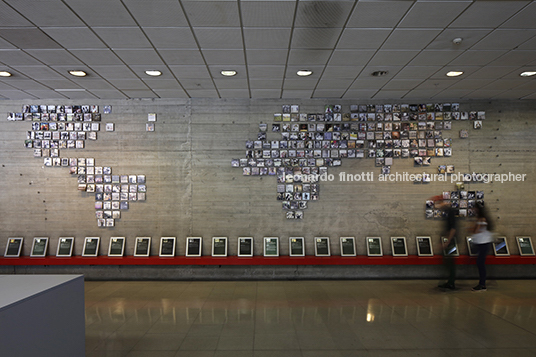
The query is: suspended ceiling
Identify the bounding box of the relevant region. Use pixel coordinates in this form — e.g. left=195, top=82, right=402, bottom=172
left=0, top=0, right=536, bottom=101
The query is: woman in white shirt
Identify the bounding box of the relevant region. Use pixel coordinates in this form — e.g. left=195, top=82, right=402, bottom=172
left=471, top=203, right=494, bottom=291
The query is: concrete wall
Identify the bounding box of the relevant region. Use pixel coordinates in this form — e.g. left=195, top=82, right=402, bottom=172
left=0, top=98, right=534, bottom=278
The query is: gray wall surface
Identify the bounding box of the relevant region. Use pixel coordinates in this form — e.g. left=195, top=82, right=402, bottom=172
left=0, top=98, right=534, bottom=278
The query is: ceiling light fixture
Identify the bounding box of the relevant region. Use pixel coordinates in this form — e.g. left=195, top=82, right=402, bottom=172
left=520, top=71, right=536, bottom=77
left=371, top=71, right=388, bottom=77
left=145, top=70, right=162, bottom=77
left=221, top=70, right=237, bottom=77
left=446, top=71, right=464, bottom=77
left=452, top=37, right=463, bottom=45
left=0, top=71, right=12, bottom=77
left=68, top=70, right=87, bottom=77
left=297, top=70, right=313, bottom=77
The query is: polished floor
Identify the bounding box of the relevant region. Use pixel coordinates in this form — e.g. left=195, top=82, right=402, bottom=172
left=85, top=279, right=536, bottom=357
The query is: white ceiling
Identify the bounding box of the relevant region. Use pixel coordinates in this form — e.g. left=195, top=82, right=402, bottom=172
left=1, top=0, right=536, bottom=100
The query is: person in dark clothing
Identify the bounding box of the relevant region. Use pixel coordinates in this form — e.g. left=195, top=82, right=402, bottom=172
left=432, top=195, right=458, bottom=290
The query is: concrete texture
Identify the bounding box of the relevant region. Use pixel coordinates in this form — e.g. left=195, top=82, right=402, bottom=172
left=0, top=98, right=535, bottom=279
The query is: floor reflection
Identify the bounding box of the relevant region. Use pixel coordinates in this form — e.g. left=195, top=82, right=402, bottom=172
left=85, top=280, right=536, bottom=356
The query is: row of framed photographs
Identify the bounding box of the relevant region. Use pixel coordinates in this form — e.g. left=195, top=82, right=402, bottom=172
left=5, top=236, right=533, bottom=258
left=281, top=103, right=467, bottom=115
left=29, top=122, right=100, bottom=132
left=274, top=111, right=483, bottom=123
left=268, top=122, right=453, bottom=134
left=9, top=112, right=102, bottom=121
left=21, top=104, right=111, bottom=114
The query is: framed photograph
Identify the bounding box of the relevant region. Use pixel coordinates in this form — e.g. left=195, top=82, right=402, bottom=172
left=212, top=237, right=228, bottom=257
left=289, top=237, right=305, bottom=256
left=186, top=237, right=202, bottom=257
left=442, top=237, right=459, bottom=256
left=390, top=237, right=407, bottom=257
left=108, top=237, right=125, bottom=257
left=30, top=237, right=49, bottom=257
left=263, top=237, right=279, bottom=257
left=134, top=237, right=151, bottom=257
left=56, top=237, right=74, bottom=257
left=367, top=237, right=383, bottom=257
left=340, top=237, right=356, bottom=256
left=415, top=236, right=433, bottom=256
left=159, top=237, right=176, bottom=257
left=493, top=236, right=510, bottom=256
left=4, top=237, right=23, bottom=257
left=314, top=237, right=330, bottom=256
left=516, top=236, right=535, bottom=256
left=148, top=113, right=157, bottom=122
left=466, top=236, right=478, bottom=257
left=237, top=237, right=253, bottom=257
left=105, top=123, right=114, bottom=132
left=82, top=237, right=100, bottom=256
left=146, top=123, right=155, bottom=132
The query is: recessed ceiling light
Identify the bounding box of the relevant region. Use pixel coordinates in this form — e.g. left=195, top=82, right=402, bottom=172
left=145, top=70, right=162, bottom=77
left=297, top=70, right=313, bottom=77
left=371, top=71, right=388, bottom=77
left=68, top=70, right=87, bottom=77
left=221, top=70, right=237, bottom=77
left=520, top=71, right=536, bottom=77
left=446, top=71, right=464, bottom=77
left=0, top=71, right=12, bottom=77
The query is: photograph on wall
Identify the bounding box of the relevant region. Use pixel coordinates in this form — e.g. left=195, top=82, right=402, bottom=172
left=134, top=237, right=151, bottom=257
left=82, top=237, right=100, bottom=256
left=289, top=237, right=305, bottom=256
left=30, top=237, right=49, bottom=257
left=186, top=237, right=202, bottom=257
left=517, top=236, right=535, bottom=256
left=238, top=237, right=253, bottom=257
left=159, top=237, right=176, bottom=257
left=4, top=237, right=23, bottom=257
left=108, top=237, right=125, bottom=257
left=56, top=237, right=74, bottom=257
left=212, top=237, right=228, bottom=257
left=367, top=237, right=383, bottom=256
left=340, top=237, right=356, bottom=256
left=314, top=237, right=330, bottom=256
left=263, top=237, right=279, bottom=257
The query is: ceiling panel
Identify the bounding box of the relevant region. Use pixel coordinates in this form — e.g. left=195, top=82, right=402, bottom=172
left=246, top=49, right=288, bottom=65
left=153, top=89, right=188, bottom=98
left=243, top=28, right=291, bottom=49
left=159, top=50, right=205, bottom=65
left=409, top=50, right=461, bottom=66
left=464, top=89, right=507, bottom=99
left=142, top=79, right=183, bottom=90
left=0, top=1, right=33, bottom=26
left=367, top=50, right=419, bottom=67
left=372, top=90, right=408, bottom=100
left=143, top=28, right=197, bottom=49
left=37, top=79, right=81, bottom=89
left=0, top=29, right=61, bottom=49
left=348, top=77, right=392, bottom=90
left=481, top=79, right=526, bottom=91
left=382, top=29, right=442, bottom=50
left=449, top=50, right=508, bottom=66
left=501, top=1, right=536, bottom=29
left=0, top=90, right=37, bottom=99
left=394, top=66, right=443, bottom=80
left=63, top=79, right=116, bottom=90
left=403, top=88, right=443, bottom=99
left=398, top=1, right=471, bottom=28
left=315, top=79, right=355, bottom=90
left=114, top=49, right=164, bottom=66
left=488, top=50, right=536, bottom=66
left=0, top=37, right=17, bottom=50
left=250, top=89, right=281, bottom=98
left=63, top=0, right=137, bottom=26
left=241, top=1, right=295, bottom=27
left=213, top=78, right=248, bottom=89
left=123, top=0, right=188, bottom=27
left=93, top=27, right=152, bottom=49
left=493, top=89, right=536, bottom=99
left=446, top=79, right=496, bottom=90
left=0, top=50, right=43, bottom=65
left=25, top=49, right=84, bottom=66
left=321, top=66, right=364, bottom=79
left=180, top=78, right=216, bottom=90
left=247, top=66, right=285, bottom=79
left=288, top=49, right=332, bottom=66
left=472, top=29, right=536, bottom=50
left=283, top=78, right=320, bottom=90
left=294, top=1, right=354, bottom=28
left=6, top=0, right=84, bottom=27
left=85, top=65, right=137, bottom=79
left=186, top=89, right=219, bottom=98
left=249, top=79, right=283, bottom=90
left=121, top=89, right=157, bottom=98
left=328, top=49, right=375, bottom=66
left=202, top=49, right=245, bottom=65
left=282, top=89, right=314, bottom=98
left=89, top=89, right=128, bottom=99
left=337, top=29, right=391, bottom=49
left=466, top=66, right=520, bottom=80
left=107, top=79, right=149, bottom=90
left=219, top=89, right=250, bottom=97
left=181, top=1, right=240, bottom=27
left=9, top=66, right=65, bottom=80
left=26, top=89, right=69, bottom=99
left=342, top=89, right=380, bottom=99
left=312, top=89, right=346, bottom=98
left=434, top=89, right=474, bottom=99
left=69, top=49, right=123, bottom=65
left=291, top=28, right=343, bottom=49
left=41, top=27, right=107, bottom=49
left=2, top=78, right=53, bottom=90
left=382, top=79, right=423, bottom=91
left=449, top=1, right=529, bottom=28
left=169, top=65, right=212, bottom=79
left=194, top=28, right=243, bottom=49
left=347, top=1, right=412, bottom=28
left=425, top=29, right=492, bottom=51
